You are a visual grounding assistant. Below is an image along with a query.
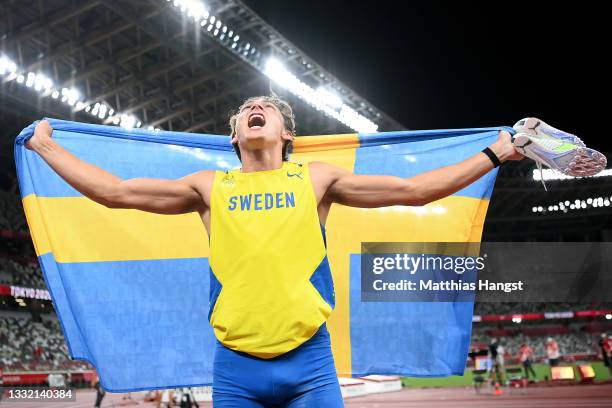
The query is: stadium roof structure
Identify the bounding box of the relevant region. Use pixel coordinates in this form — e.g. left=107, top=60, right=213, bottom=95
left=0, top=0, right=402, bottom=138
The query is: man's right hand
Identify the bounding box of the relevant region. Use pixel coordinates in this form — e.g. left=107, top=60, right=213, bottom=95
left=26, top=119, right=54, bottom=151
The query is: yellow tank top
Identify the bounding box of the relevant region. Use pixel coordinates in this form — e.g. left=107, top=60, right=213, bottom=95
left=208, top=161, right=335, bottom=359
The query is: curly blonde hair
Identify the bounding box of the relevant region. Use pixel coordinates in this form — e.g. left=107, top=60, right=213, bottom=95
left=229, top=95, right=296, bottom=161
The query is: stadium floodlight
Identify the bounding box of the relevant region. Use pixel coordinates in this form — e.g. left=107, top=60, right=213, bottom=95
left=77, top=97, right=142, bottom=129
left=178, top=0, right=207, bottom=19
left=25, top=73, right=35, bottom=88
left=1, top=52, right=144, bottom=129
left=0, top=54, right=17, bottom=75
left=34, top=74, right=53, bottom=92
left=264, top=58, right=378, bottom=133
left=23, top=71, right=54, bottom=93
left=164, top=1, right=385, bottom=131
left=119, top=114, right=139, bottom=129
left=167, top=0, right=255, bottom=65
left=316, top=87, right=343, bottom=109
left=98, top=104, right=108, bottom=119
left=533, top=168, right=612, bottom=181
left=61, top=87, right=80, bottom=106
left=533, top=194, right=612, bottom=214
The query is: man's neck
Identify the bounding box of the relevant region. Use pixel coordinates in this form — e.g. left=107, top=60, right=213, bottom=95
left=239, top=151, right=284, bottom=173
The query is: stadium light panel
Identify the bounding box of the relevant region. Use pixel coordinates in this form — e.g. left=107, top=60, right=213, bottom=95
left=119, top=114, right=138, bottom=129
left=317, top=87, right=343, bottom=109
left=0, top=54, right=17, bottom=74
left=264, top=58, right=378, bottom=133
left=1, top=52, right=143, bottom=129
left=533, top=194, right=612, bottom=214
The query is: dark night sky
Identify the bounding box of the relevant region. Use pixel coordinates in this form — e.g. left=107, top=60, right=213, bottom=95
left=243, top=1, right=609, bottom=152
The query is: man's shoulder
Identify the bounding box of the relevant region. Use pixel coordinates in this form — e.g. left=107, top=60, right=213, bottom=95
left=183, top=169, right=217, bottom=184
left=181, top=170, right=217, bottom=200
left=307, top=161, right=347, bottom=183
left=307, top=160, right=346, bottom=176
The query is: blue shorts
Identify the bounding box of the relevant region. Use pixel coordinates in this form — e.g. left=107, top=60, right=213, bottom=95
left=213, top=323, right=344, bottom=407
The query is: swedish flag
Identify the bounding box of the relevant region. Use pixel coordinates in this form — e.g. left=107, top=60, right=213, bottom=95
left=14, top=118, right=510, bottom=391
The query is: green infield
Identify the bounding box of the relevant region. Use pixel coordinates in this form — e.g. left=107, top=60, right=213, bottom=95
left=401, top=362, right=611, bottom=388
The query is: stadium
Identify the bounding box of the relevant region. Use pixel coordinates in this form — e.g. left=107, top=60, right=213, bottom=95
left=1, top=1, right=610, bottom=407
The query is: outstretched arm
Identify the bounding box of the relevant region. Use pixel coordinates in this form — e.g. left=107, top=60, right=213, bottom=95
left=26, top=120, right=208, bottom=214
left=322, top=130, right=521, bottom=207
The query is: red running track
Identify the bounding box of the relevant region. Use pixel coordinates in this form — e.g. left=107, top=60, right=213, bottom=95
left=344, top=383, right=612, bottom=408
left=2, top=384, right=611, bottom=408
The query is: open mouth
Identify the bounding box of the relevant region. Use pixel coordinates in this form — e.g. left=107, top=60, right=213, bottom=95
left=248, top=112, right=266, bottom=129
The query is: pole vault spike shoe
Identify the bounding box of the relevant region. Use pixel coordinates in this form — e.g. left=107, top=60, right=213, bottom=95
left=512, top=117, right=607, bottom=177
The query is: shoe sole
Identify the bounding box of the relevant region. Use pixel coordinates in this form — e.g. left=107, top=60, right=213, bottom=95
left=513, top=118, right=607, bottom=177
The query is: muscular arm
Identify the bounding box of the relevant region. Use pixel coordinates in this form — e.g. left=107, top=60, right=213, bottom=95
left=318, top=130, right=521, bottom=208
left=27, top=120, right=208, bottom=214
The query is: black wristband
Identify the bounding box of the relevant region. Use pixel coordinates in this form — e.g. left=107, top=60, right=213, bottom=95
left=482, top=147, right=502, bottom=168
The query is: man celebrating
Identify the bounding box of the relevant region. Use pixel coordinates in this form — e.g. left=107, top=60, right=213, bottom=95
left=29, top=95, right=592, bottom=407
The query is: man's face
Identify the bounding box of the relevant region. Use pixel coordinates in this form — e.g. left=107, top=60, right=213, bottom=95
left=231, top=98, right=292, bottom=153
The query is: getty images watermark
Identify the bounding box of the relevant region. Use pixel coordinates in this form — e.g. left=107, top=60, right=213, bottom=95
left=360, top=242, right=612, bottom=302
left=370, top=252, right=523, bottom=293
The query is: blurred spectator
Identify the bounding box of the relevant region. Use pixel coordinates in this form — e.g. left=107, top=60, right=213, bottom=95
left=471, top=327, right=602, bottom=361
left=0, top=258, right=46, bottom=288
left=474, top=302, right=612, bottom=315
left=0, top=190, right=28, bottom=233
left=545, top=337, right=560, bottom=366
left=599, top=333, right=612, bottom=375
left=0, top=315, right=90, bottom=371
